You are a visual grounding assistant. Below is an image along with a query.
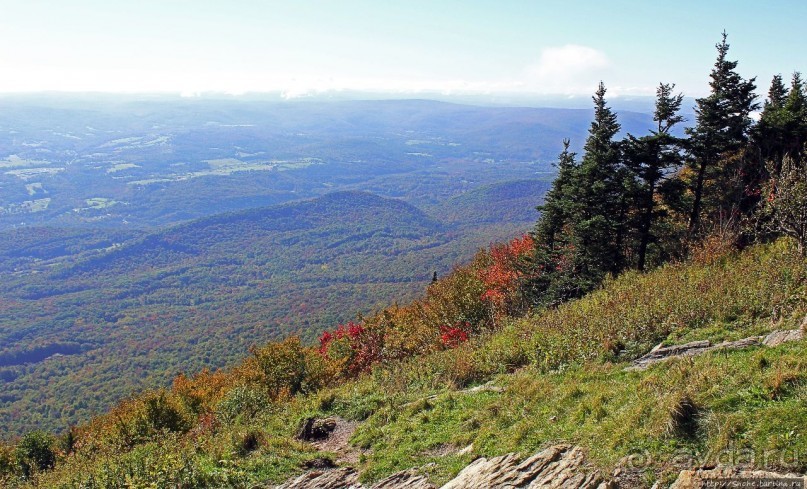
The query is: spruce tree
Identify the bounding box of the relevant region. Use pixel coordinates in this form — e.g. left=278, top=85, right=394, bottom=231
left=623, top=83, right=685, bottom=270
left=754, top=73, right=807, bottom=177
left=755, top=74, right=790, bottom=165
left=528, top=140, right=580, bottom=305
left=767, top=74, right=789, bottom=108
left=534, top=139, right=578, bottom=249
left=782, top=72, right=807, bottom=162
left=685, top=32, right=758, bottom=236
left=573, top=81, right=626, bottom=278
left=530, top=83, right=626, bottom=305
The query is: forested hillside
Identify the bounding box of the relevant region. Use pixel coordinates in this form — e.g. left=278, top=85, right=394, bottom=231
left=0, top=183, right=544, bottom=436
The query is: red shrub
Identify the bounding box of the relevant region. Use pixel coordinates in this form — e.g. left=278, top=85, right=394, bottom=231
left=318, top=321, right=384, bottom=377
left=476, top=234, right=535, bottom=316
left=439, top=321, right=470, bottom=348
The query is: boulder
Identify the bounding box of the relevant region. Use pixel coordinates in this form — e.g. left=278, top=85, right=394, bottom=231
left=297, top=417, right=338, bottom=442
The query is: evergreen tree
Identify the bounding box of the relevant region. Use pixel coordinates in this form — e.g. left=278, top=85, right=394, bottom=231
left=623, top=83, right=685, bottom=270
left=685, top=32, right=758, bottom=236
left=528, top=140, right=580, bottom=305
left=754, top=74, right=790, bottom=165
left=767, top=74, right=789, bottom=108
left=782, top=72, right=807, bottom=162
left=534, top=139, right=578, bottom=249
left=529, top=83, right=627, bottom=305
left=753, top=73, right=807, bottom=181
left=573, top=81, right=626, bottom=278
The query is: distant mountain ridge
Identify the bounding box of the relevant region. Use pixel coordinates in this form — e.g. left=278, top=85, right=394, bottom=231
left=436, top=179, right=552, bottom=225
left=0, top=98, right=654, bottom=230
left=52, top=191, right=441, bottom=278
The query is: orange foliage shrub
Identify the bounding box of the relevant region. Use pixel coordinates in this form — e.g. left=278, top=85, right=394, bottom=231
left=476, top=234, right=536, bottom=320
left=172, top=368, right=233, bottom=414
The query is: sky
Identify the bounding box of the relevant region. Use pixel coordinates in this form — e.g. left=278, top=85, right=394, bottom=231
left=0, top=0, right=804, bottom=100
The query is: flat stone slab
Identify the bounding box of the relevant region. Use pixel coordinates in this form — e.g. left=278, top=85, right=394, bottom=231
left=626, top=329, right=807, bottom=371
left=628, top=340, right=716, bottom=371
left=372, top=469, right=435, bottom=489
left=629, top=327, right=805, bottom=371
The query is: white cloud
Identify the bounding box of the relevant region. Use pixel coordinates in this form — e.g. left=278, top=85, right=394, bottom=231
left=525, top=45, right=610, bottom=94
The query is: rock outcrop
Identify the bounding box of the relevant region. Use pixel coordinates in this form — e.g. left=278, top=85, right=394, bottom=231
left=274, top=445, right=609, bottom=489
left=628, top=328, right=804, bottom=371
left=276, top=467, right=361, bottom=489
left=763, top=328, right=804, bottom=347
left=274, top=466, right=434, bottom=489
left=441, top=445, right=608, bottom=489
left=371, top=469, right=435, bottom=489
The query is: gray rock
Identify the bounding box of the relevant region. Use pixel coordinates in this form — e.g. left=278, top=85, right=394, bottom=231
left=714, top=336, right=763, bottom=350
left=274, top=445, right=607, bottom=489
left=440, top=445, right=603, bottom=489
left=762, top=329, right=804, bottom=347
left=275, top=467, right=434, bottom=489
left=275, top=467, right=362, bottom=489
left=628, top=336, right=768, bottom=371
left=371, top=469, right=435, bottom=489
left=628, top=340, right=713, bottom=370
left=629, top=320, right=807, bottom=372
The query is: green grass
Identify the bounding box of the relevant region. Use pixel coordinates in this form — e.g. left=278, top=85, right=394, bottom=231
left=319, top=239, right=806, bottom=485
left=327, top=340, right=807, bottom=486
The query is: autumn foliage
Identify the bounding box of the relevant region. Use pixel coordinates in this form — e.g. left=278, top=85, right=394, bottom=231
left=439, top=322, right=470, bottom=348
left=310, top=234, right=538, bottom=378
left=476, top=235, right=535, bottom=319
left=318, top=321, right=384, bottom=377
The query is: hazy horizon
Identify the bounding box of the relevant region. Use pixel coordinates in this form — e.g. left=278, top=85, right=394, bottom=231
left=1, top=0, right=804, bottom=99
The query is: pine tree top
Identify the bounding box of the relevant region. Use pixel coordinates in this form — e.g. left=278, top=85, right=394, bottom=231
left=766, top=74, right=788, bottom=109
left=584, top=81, right=621, bottom=156
left=687, top=32, right=758, bottom=150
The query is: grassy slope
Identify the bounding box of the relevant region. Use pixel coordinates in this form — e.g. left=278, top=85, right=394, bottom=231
left=25, top=239, right=807, bottom=488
